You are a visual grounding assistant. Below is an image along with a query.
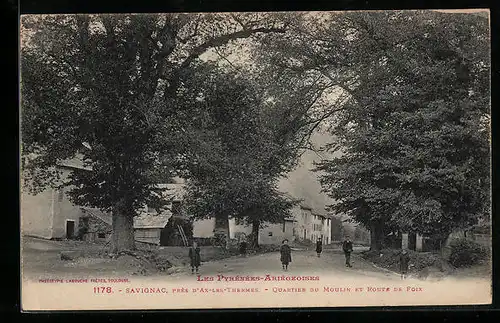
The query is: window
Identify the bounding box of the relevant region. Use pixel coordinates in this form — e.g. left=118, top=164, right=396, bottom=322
left=268, top=232, right=273, bottom=237
left=98, top=233, right=106, bottom=239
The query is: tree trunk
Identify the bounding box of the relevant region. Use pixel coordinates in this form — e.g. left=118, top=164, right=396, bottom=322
left=369, top=221, right=383, bottom=251
left=251, top=220, right=260, bottom=249
left=111, top=207, right=136, bottom=253
left=214, top=213, right=230, bottom=249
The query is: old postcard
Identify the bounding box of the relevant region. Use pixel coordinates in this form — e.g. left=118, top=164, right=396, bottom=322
left=20, top=10, right=491, bottom=310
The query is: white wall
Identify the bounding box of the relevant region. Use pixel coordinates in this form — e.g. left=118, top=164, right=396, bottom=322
left=193, top=218, right=216, bottom=238
left=321, top=218, right=332, bottom=244
left=52, top=188, right=85, bottom=239
left=21, top=187, right=55, bottom=239
left=259, top=222, right=294, bottom=245
left=311, top=214, right=323, bottom=242
left=50, top=168, right=86, bottom=239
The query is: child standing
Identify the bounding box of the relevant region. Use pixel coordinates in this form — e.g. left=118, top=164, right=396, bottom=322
left=280, top=239, right=292, bottom=271
left=189, top=241, right=201, bottom=274
left=400, top=249, right=410, bottom=280
left=316, top=238, right=323, bottom=257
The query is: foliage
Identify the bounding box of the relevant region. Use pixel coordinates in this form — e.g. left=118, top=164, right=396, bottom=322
left=174, top=66, right=299, bottom=233
left=449, top=238, right=489, bottom=268
left=361, top=249, right=453, bottom=275
left=310, top=11, right=490, bottom=242
left=254, top=11, right=490, bottom=248
left=20, top=13, right=289, bottom=251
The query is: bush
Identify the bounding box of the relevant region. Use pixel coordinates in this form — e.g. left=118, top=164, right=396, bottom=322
left=449, top=238, right=488, bottom=268
left=361, top=249, right=454, bottom=274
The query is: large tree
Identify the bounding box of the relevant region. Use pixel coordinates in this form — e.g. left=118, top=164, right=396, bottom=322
left=172, top=64, right=299, bottom=248
left=313, top=11, right=490, bottom=250
left=20, top=13, right=288, bottom=252
left=249, top=11, right=489, bottom=250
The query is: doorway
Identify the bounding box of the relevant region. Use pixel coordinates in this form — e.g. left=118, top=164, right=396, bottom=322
left=66, top=220, right=75, bottom=239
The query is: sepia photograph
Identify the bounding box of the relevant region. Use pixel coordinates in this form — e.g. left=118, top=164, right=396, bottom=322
left=19, top=9, right=491, bottom=310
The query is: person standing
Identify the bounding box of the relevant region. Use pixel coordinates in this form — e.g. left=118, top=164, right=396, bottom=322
left=239, top=239, right=248, bottom=257
left=342, top=236, right=353, bottom=267
left=280, top=239, right=292, bottom=271
left=316, top=238, right=323, bottom=257
left=400, top=249, right=410, bottom=280
left=188, top=240, right=201, bottom=274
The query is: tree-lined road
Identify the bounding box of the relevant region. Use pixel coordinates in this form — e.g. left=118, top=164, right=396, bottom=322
left=169, top=249, right=400, bottom=281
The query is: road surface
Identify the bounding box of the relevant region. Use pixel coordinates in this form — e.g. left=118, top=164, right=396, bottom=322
left=168, top=248, right=401, bottom=281
left=22, top=237, right=400, bottom=281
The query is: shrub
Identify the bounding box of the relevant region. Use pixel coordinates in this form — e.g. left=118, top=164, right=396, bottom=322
left=361, top=249, right=454, bottom=275
left=449, top=238, right=488, bottom=268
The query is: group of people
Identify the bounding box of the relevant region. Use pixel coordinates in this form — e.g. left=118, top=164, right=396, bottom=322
left=279, top=236, right=355, bottom=270
left=190, top=236, right=411, bottom=279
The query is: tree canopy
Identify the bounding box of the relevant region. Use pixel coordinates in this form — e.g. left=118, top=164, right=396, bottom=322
left=20, top=13, right=290, bottom=251
left=172, top=64, right=299, bottom=246
left=311, top=11, right=490, bottom=248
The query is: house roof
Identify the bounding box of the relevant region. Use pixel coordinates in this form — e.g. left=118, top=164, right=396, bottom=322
left=134, top=214, right=171, bottom=229
left=82, top=207, right=176, bottom=229
left=81, top=207, right=112, bottom=225
left=282, top=192, right=302, bottom=202
left=312, top=209, right=333, bottom=219
left=299, top=202, right=313, bottom=210
left=56, top=155, right=92, bottom=171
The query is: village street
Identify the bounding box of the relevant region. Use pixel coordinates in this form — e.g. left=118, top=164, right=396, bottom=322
left=22, top=237, right=402, bottom=281
left=167, top=247, right=401, bottom=282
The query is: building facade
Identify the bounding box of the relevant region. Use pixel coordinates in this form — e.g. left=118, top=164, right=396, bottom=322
left=21, top=160, right=94, bottom=240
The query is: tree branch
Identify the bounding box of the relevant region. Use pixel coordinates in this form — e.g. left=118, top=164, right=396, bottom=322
left=163, top=26, right=287, bottom=99
left=213, top=46, right=241, bottom=73
left=178, top=26, right=287, bottom=70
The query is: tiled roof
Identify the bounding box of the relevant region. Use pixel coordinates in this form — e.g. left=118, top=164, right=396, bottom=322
left=134, top=214, right=171, bottom=229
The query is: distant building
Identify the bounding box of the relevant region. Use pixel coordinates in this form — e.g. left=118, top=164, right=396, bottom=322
left=227, top=198, right=332, bottom=246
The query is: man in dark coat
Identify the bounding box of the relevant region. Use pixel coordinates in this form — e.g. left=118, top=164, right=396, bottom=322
left=280, top=239, right=292, bottom=271
left=316, top=238, right=323, bottom=257
left=400, top=249, right=410, bottom=280
left=189, top=241, right=201, bottom=274
left=342, top=236, right=353, bottom=267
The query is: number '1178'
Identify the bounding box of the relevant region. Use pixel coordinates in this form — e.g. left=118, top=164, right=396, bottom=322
left=93, top=287, right=112, bottom=293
